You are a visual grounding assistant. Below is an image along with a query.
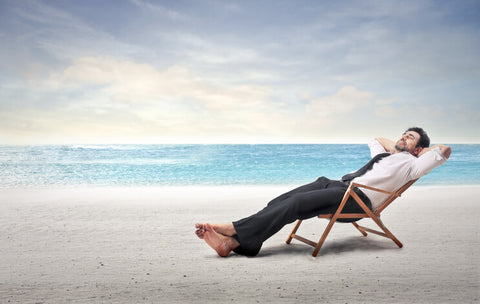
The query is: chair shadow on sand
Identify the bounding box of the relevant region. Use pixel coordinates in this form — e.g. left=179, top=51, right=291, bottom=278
left=255, top=236, right=398, bottom=258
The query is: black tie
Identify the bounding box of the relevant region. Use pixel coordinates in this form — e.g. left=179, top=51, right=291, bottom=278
left=341, top=152, right=390, bottom=183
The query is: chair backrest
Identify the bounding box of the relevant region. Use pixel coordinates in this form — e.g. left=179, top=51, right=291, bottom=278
left=375, top=178, right=419, bottom=215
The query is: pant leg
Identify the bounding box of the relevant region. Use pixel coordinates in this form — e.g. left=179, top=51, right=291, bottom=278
left=233, top=177, right=351, bottom=256
left=265, top=177, right=329, bottom=207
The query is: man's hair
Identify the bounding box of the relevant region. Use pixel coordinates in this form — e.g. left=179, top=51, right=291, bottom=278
left=406, top=127, right=430, bottom=148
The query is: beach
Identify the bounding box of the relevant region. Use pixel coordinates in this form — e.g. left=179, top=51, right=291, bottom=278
left=1, top=185, right=479, bottom=303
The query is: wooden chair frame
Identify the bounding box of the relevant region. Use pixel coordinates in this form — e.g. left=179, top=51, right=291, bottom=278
left=286, top=179, right=418, bottom=257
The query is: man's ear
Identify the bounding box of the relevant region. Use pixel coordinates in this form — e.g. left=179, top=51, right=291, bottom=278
left=414, top=147, right=423, bottom=157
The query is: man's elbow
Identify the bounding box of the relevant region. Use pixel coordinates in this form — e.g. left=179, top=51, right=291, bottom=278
left=439, top=145, right=452, bottom=159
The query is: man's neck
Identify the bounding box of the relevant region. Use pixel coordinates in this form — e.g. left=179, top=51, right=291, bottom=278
left=392, top=149, right=418, bottom=157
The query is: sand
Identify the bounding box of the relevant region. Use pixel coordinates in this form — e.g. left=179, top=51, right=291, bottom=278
left=0, top=185, right=479, bottom=303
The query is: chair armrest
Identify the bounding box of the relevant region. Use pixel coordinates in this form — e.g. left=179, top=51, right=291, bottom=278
left=350, top=182, right=398, bottom=196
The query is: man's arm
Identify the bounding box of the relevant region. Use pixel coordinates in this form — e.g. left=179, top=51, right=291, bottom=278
left=418, top=144, right=452, bottom=159
left=375, top=137, right=396, bottom=153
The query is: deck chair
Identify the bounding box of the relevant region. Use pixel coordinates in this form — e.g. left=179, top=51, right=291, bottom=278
left=286, top=178, right=418, bottom=257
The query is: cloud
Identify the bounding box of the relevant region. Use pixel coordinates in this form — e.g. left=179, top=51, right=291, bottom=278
left=11, top=56, right=290, bottom=142
left=128, top=0, right=184, bottom=20
left=305, top=86, right=375, bottom=119
left=8, top=57, right=385, bottom=143
left=47, top=56, right=273, bottom=112
left=6, top=53, right=453, bottom=144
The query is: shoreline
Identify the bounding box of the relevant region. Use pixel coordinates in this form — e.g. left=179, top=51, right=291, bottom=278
left=1, top=182, right=478, bottom=190
left=1, top=184, right=478, bottom=205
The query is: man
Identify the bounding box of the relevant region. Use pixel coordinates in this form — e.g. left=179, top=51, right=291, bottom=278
left=195, top=127, right=451, bottom=257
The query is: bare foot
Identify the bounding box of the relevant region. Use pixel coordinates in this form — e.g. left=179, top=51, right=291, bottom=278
left=195, top=222, right=236, bottom=238
left=195, top=223, right=206, bottom=239
left=212, top=222, right=236, bottom=236
left=203, top=223, right=239, bottom=257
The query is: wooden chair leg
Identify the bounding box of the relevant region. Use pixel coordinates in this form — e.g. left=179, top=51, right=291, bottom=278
left=374, top=218, right=403, bottom=248
left=312, top=218, right=337, bottom=257
left=311, top=186, right=353, bottom=256
left=350, top=191, right=403, bottom=248
left=286, top=219, right=303, bottom=244
left=352, top=222, right=367, bottom=236
left=354, top=217, right=403, bottom=248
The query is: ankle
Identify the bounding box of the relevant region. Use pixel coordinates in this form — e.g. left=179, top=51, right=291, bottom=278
left=214, top=222, right=236, bottom=236
left=226, top=235, right=240, bottom=250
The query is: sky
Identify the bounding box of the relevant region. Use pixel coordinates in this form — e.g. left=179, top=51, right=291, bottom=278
left=0, top=0, right=479, bottom=144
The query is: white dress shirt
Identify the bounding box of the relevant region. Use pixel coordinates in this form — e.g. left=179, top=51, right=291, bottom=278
left=353, top=138, right=447, bottom=211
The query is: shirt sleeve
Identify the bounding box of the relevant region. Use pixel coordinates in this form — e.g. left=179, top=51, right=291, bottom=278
left=368, top=138, right=388, bottom=158
left=410, top=147, right=447, bottom=179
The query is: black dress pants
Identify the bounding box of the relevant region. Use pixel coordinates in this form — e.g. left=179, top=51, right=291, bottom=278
left=232, top=177, right=372, bottom=256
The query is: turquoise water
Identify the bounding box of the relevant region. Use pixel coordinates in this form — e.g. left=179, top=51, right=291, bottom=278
left=0, top=144, right=478, bottom=188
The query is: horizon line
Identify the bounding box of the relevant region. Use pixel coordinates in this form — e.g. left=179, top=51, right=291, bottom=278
left=1, top=141, right=478, bottom=146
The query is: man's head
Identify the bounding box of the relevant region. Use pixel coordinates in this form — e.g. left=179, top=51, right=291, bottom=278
left=395, top=127, right=430, bottom=156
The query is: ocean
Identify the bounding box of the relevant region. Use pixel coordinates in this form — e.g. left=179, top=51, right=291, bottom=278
left=0, top=144, right=478, bottom=188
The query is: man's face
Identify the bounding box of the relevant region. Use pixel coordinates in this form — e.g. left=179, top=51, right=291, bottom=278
left=395, top=131, right=422, bottom=156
